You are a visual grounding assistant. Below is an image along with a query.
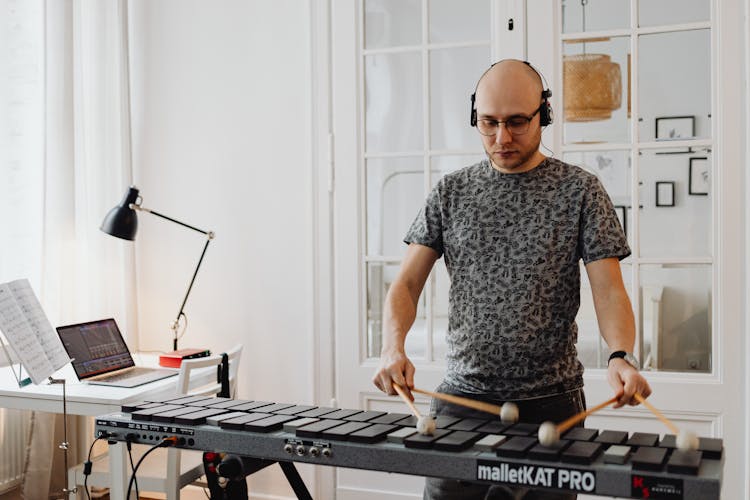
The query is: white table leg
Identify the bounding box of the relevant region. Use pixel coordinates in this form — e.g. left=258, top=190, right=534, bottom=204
left=108, top=441, right=130, bottom=500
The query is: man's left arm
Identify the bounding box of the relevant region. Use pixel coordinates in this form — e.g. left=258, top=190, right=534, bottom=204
left=586, top=257, right=652, bottom=408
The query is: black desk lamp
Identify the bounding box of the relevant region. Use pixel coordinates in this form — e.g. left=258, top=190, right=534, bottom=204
left=101, top=186, right=214, bottom=351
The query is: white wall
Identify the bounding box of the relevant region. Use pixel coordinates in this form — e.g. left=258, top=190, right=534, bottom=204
left=128, top=1, right=314, bottom=496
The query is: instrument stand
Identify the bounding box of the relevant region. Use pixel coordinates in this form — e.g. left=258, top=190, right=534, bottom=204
left=48, top=377, right=77, bottom=497
left=0, top=340, right=32, bottom=387
left=203, top=453, right=313, bottom=500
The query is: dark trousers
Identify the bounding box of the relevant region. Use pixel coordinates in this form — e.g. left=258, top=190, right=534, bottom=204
left=423, top=385, right=587, bottom=500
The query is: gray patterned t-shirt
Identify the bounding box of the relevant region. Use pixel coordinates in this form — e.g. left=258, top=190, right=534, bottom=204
left=404, top=157, right=630, bottom=399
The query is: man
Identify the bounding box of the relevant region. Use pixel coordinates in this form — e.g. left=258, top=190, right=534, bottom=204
left=372, top=59, right=652, bottom=499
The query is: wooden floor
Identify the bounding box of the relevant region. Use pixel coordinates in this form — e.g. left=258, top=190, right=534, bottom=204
left=0, top=488, right=20, bottom=500
left=0, top=485, right=209, bottom=500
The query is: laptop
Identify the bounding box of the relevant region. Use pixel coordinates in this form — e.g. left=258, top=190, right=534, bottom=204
left=56, top=318, right=177, bottom=387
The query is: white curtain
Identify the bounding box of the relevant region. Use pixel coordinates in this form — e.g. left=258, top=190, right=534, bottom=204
left=43, top=0, right=138, bottom=329
left=1, top=0, right=138, bottom=497
left=0, top=1, right=45, bottom=494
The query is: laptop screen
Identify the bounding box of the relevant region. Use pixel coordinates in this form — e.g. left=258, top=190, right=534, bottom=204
left=56, top=318, right=135, bottom=379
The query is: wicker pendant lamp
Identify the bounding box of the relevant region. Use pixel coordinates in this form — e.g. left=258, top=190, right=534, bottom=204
left=564, top=53, right=622, bottom=122
left=563, top=0, right=623, bottom=122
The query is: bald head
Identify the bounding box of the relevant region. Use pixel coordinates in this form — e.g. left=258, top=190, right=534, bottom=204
left=474, top=59, right=545, bottom=119
left=472, top=59, right=548, bottom=174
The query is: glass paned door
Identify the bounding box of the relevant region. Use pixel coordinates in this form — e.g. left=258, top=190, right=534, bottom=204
left=560, top=0, right=714, bottom=373
left=362, top=0, right=490, bottom=364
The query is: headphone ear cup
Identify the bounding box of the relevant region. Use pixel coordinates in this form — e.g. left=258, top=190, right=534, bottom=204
left=470, top=93, right=477, bottom=127
left=540, top=99, right=553, bottom=126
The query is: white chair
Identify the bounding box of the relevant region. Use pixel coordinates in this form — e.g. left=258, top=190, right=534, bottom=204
left=68, top=345, right=243, bottom=499
left=175, top=344, right=243, bottom=398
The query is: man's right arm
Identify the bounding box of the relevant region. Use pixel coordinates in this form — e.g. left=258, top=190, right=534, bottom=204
left=372, top=243, right=439, bottom=400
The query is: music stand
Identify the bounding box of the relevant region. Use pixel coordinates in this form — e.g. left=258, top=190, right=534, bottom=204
left=0, top=279, right=77, bottom=496
left=0, top=339, right=32, bottom=387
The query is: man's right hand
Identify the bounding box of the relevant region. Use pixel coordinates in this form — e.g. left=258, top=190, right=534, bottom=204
left=372, top=347, right=416, bottom=400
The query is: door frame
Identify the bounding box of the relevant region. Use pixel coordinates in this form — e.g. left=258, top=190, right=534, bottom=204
left=320, top=0, right=748, bottom=498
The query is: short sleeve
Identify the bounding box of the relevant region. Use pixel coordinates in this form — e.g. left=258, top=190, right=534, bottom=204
left=579, top=176, right=631, bottom=264
left=404, top=184, right=444, bottom=257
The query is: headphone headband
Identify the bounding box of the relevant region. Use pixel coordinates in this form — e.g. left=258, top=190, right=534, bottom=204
left=470, top=60, right=553, bottom=127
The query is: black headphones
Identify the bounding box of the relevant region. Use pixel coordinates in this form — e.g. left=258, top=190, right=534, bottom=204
left=470, top=60, right=553, bottom=128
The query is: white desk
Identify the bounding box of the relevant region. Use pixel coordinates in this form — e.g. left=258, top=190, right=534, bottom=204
left=0, top=354, right=211, bottom=500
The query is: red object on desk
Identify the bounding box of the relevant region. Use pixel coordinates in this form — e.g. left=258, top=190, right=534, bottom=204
left=159, top=348, right=211, bottom=368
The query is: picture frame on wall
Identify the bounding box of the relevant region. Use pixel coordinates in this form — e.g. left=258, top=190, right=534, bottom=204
left=655, top=115, right=695, bottom=154
left=614, top=205, right=627, bottom=236
left=655, top=181, right=675, bottom=207
left=655, top=116, right=695, bottom=140
left=689, top=157, right=710, bottom=195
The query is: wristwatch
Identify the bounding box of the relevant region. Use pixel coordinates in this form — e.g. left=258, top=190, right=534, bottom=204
left=608, top=351, right=640, bottom=370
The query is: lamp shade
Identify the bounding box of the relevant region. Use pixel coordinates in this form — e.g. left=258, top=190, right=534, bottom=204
left=100, top=186, right=140, bottom=240
left=563, top=54, right=622, bottom=122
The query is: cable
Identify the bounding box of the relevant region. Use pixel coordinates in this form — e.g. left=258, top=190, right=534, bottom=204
left=178, top=312, right=188, bottom=341
left=127, top=437, right=178, bottom=499
left=126, top=440, right=140, bottom=500
left=540, top=138, right=556, bottom=158
left=83, top=436, right=101, bottom=500
left=82, top=433, right=111, bottom=500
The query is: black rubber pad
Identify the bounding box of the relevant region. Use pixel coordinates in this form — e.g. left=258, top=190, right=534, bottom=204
left=630, top=446, right=668, bottom=471
left=561, top=441, right=604, bottom=465
left=273, top=405, right=318, bottom=415
left=528, top=439, right=571, bottom=460
left=348, top=424, right=399, bottom=444
left=666, top=450, right=702, bottom=475
left=395, top=415, right=461, bottom=428
left=122, top=401, right=161, bottom=413
left=131, top=404, right=185, bottom=421
left=504, top=423, right=540, bottom=437
left=207, top=412, right=248, bottom=426
left=345, top=411, right=388, bottom=422
left=282, top=417, right=320, bottom=433
left=476, top=422, right=511, bottom=435
left=296, top=419, right=348, bottom=438
left=219, top=413, right=273, bottom=430
left=151, top=406, right=208, bottom=423
left=403, top=428, right=453, bottom=449
left=230, top=401, right=275, bottom=412
left=296, top=407, right=339, bottom=418
left=433, top=431, right=482, bottom=452
left=174, top=408, right=228, bottom=425
left=661, top=435, right=723, bottom=459
left=595, top=430, right=628, bottom=445
left=255, top=403, right=295, bottom=413
left=563, top=427, right=599, bottom=442
left=207, top=399, right=257, bottom=409
left=496, top=437, right=537, bottom=458
left=627, top=432, right=660, bottom=448
left=244, top=414, right=297, bottom=432
left=184, top=398, right=224, bottom=407
left=698, top=438, right=724, bottom=460
left=369, top=413, right=411, bottom=425
left=318, top=421, right=372, bottom=440
left=448, top=419, right=489, bottom=432
left=163, top=395, right=213, bottom=405
left=319, top=409, right=362, bottom=420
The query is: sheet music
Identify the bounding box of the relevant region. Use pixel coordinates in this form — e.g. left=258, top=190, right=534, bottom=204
left=0, top=279, right=71, bottom=384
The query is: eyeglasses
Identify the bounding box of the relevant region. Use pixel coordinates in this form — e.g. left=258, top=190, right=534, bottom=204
left=475, top=105, right=541, bottom=136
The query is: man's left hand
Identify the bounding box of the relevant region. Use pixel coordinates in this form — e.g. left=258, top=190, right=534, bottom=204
left=607, top=358, right=652, bottom=408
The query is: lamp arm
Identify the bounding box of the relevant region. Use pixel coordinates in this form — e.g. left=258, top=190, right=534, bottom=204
left=132, top=205, right=211, bottom=236
left=171, top=237, right=212, bottom=350
left=130, top=204, right=215, bottom=351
